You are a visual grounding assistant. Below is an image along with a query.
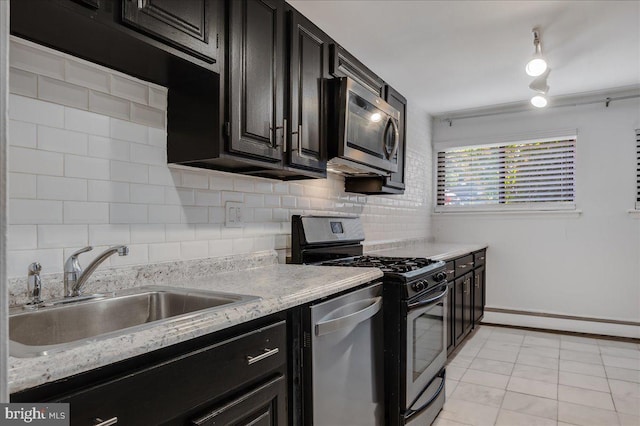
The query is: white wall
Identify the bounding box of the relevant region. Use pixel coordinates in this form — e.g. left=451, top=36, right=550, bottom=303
left=432, top=97, right=640, bottom=334
left=5, top=38, right=432, bottom=279
left=1, top=0, right=9, bottom=404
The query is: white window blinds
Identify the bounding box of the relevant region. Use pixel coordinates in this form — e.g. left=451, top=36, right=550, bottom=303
left=636, top=129, right=639, bottom=209
left=437, top=137, right=576, bottom=209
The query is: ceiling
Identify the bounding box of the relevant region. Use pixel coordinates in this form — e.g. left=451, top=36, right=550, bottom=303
left=288, top=0, right=640, bottom=115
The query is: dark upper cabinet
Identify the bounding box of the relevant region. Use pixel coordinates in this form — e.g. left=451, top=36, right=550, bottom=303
left=284, top=8, right=330, bottom=177
left=122, top=0, right=219, bottom=64
left=329, top=44, right=385, bottom=97
left=226, top=0, right=285, bottom=165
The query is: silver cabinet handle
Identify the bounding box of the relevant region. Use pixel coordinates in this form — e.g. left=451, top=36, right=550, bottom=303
left=467, top=261, right=474, bottom=267
left=94, top=417, right=118, bottom=426
left=458, top=264, right=468, bottom=269
left=315, top=296, right=382, bottom=336
left=475, top=275, right=479, bottom=287
left=246, top=347, right=279, bottom=365
left=446, top=269, right=455, bottom=274
left=291, top=124, right=302, bottom=152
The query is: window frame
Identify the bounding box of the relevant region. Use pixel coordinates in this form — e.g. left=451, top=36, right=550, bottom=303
left=635, top=129, right=639, bottom=211
left=434, top=135, right=578, bottom=214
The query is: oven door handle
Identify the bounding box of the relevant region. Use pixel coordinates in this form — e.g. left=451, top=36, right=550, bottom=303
left=406, top=370, right=446, bottom=419
left=315, top=296, right=382, bottom=336
left=407, top=286, right=448, bottom=311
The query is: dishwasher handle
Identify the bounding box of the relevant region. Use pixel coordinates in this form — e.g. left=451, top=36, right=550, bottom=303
left=315, top=296, right=382, bottom=336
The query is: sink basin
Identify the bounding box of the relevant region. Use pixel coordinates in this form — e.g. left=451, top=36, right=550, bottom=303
left=9, top=286, right=260, bottom=358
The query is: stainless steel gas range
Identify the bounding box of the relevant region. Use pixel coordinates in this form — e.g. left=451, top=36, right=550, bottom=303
left=291, top=215, right=448, bottom=426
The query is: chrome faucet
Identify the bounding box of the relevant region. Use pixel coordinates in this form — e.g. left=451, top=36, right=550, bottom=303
left=64, top=245, right=129, bottom=297
left=26, top=262, right=44, bottom=308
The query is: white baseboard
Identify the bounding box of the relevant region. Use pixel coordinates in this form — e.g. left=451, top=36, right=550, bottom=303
left=483, top=310, right=640, bottom=339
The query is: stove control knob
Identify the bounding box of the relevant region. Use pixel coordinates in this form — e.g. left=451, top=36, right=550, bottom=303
left=412, top=280, right=426, bottom=292
left=433, top=272, right=447, bottom=282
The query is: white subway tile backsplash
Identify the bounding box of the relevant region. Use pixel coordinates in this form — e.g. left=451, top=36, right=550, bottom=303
left=110, top=244, right=148, bottom=266
left=110, top=160, right=148, bottom=184
left=166, top=224, right=195, bottom=242
left=89, top=90, right=131, bottom=120
left=65, top=60, right=110, bottom=92
left=221, top=191, right=243, bottom=203
left=38, top=125, right=88, bottom=155
left=9, top=67, right=38, bottom=97
left=148, top=242, right=181, bottom=262
left=63, top=201, right=109, bottom=224
left=181, top=207, right=209, bottom=224
left=209, top=207, right=225, bottom=224
left=7, top=248, right=63, bottom=278
left=180, top=240, right=209, bottom=259
left=10, top=94, right=65, bottom=128
left=195, top=190, right=221, bottom=207
left=273, top=183, right=288, bottom=194
left=38, top=76, right=89, bottom=109
left=65, top=107, right=110, bottom=136
left=209, top=175, right=234, bottom=190
left=9, top=146, right=64, bottom=176
left=10, top=40, right=65, bottom=79
left=9, top=173, right=36, bottom=199
left=264, top=194, right=280, bottom=207
left=281, top=196, right=296, bottom=208
left=65, top=154, right=110, bottom=180
left=195, top=224, right=221, bottom=240
left=89, top=224, right=131, bottom=246
left=234, top=178, right=254, bottom=192
left=110, top=118, right=148, bottom=143
left=254, top=181, right=273, bottom=193
left=254, top=208, right=272, bottom=222
left=10, top=200, right=63, bottom=225
left=37, top=224, right=88, bottom=248
left=130, top=184, right=165, bottom=204
left=233, top=238, right=254, bottom=254
left=165, top=187, right=195, bottom=206
left=88, top=135, right=130, bottom=161
left=148, top=86, right=168, bottom=110
left=8, top=120, right=37, bottom=148
left=148, top=205, right=181, bottom=224
left=131, top=103, right=165, bottom=129
left=131, top=224, right=165, bottom=243
left=244, top=194, right=263, bottom=207
left=110, top=203, right=148, bottom=224
left=8, top=225, right=38, bottom=250
left=148, top=127, right=167, bottom=148
left=181, top=171, right=209, bottom=189
left=110, top=74, right=149, bottom=104
left=37, top=175, right=87, bottom=201
left=209, top=239, right=232, bottom=257
left=87, top=180, right=130, bottom=203
left=130, top=143, right=166, bottom=165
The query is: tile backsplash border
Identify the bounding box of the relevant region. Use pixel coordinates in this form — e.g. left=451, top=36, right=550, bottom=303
left=6, top=36, right=433, bottom=279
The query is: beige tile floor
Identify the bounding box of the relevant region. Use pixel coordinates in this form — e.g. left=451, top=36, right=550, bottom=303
left=433, top=325, right=640, bottom=426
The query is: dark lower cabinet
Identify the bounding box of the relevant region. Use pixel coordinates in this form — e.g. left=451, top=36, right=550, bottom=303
left=122, top=0, right=219, bottom=63
left=12, top=319, right=288, bottom=425
left=226, top=0, right=285, bottom=165
left=447, top=249, right=487, bottom=356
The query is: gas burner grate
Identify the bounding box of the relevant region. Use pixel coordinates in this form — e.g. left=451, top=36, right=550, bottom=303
left=321, top=256, right=439, bottom=274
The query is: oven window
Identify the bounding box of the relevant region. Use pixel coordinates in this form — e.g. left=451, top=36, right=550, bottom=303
left=412, top=302, right=444, bottom=381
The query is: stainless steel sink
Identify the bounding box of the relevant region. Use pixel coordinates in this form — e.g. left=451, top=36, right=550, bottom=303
left=9, top=286, right=260, bottom=358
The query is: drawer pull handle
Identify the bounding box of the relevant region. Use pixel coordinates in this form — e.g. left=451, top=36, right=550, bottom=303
left=458, top=265, right=468, bottom=269
left=247, top=347, right=279, bottom=365
left=94, top=417, right=118, bottom=426
left=447, top=269, right=455, bottom=274
left=467, top=262, right=474, bottom=267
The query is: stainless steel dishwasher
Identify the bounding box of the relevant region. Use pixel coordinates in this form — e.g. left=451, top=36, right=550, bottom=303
left=302, top=282, right=385, bottom=426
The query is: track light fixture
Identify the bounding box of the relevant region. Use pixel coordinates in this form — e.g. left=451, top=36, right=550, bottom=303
left=525, top=28, right=548, bottom=77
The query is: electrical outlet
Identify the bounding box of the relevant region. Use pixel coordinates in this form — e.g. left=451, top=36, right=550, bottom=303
left=225, top=201, right=244, bottom=228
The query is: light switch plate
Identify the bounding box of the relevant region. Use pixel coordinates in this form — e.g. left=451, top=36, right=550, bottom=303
left=225, top=201, right=244, bottom=228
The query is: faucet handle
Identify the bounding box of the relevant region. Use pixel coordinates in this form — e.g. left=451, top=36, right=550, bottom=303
left=70, top=246, right=94, bottom=258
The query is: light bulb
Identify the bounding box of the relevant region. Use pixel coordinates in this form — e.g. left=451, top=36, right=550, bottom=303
left=370, top=112, right=382, bottom=122
left=531, top=95, right=548, bottom=108
left=525, top=57, right=548, bottom=77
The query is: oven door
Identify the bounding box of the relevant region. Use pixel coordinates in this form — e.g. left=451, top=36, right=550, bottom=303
left=405, top=284, right=448, bottom=407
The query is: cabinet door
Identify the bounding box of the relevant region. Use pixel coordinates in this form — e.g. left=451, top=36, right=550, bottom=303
left=122, top=0, right=218, bottom=63
left=383, top=85, right=406, bottom=191
left=227, top=0, right=284, bottom=164
left=463, top=273, right=473, bottom=337
left=191, top=375, right=287, bottom=426
left=473, top=265, right=485, bottom=324
left=446, top=280, right=455, bottom=355
left=286, top=9, right=329, bottom=175
left=329, top=44, right=384, bottom=97
left=454, top=276, right=464, bottom=346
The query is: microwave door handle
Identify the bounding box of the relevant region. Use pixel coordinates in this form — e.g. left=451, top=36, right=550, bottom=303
left=389, top=117, right=399, bottom=160
left=383, top=117, right=400, bottom=160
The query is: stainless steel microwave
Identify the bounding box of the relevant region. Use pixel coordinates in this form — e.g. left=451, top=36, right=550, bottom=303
left=327, top=77, right=400, bottom=176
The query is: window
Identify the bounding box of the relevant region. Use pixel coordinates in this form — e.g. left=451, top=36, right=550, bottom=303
left=436, top=137, right=576, bottom=211
left=636, top=129, right=639, bottom=210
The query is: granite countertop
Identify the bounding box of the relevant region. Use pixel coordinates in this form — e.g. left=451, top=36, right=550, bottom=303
left=9, top=262, right=382, bottom=393
left=367, top=242, right=488, bottom=261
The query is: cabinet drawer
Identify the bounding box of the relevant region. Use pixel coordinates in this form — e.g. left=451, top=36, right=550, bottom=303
left=454, top=255, right=474, bottom=276
left=474, top=250, right=486, bottom=267
left=56, top=321, right=287, bottom=425
left=445, top=261, right=455, bottom=282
